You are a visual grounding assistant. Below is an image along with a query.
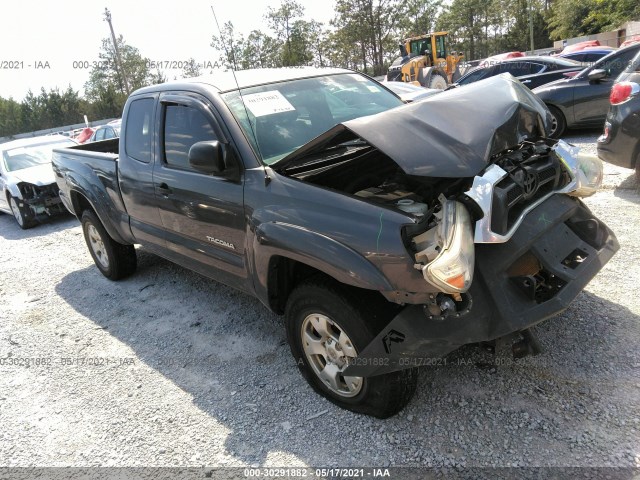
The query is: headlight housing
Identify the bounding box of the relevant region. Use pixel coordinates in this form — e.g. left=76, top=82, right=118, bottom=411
left=413, top=196, right=475, bottom=294
left=553, top=140, right=603, bottom=197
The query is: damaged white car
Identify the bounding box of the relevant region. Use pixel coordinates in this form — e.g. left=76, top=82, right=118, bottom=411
left=0, top=135, right=76, bottom=229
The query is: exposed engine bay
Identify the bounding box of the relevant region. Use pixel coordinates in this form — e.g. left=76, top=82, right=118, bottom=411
left=282, top=136, right=578, bottom=316
left=284, top=138, right=567, bottom=225
left=283, top=141, right=471, bottom=217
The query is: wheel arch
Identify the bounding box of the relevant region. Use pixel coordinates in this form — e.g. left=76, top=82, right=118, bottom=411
left=420, top=66, right=448, bottom=88
left=69, top=189, right=129, bottom=245
left=544, top=101, right=570, bottom=124
left=4, top=182, right=22, bottom=201
left=252, top=222, right=394, bottom=314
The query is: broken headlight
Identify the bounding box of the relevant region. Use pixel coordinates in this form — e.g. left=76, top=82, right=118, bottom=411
left=413, top=196, right=475, bottom=294
left=554, top=140, right=603, bottom=198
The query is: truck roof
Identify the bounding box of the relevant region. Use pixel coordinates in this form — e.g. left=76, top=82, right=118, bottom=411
left=131, top=67, right=353, bottom=95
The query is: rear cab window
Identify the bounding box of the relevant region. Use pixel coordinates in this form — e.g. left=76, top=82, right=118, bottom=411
left=125, top=98, right=155, bottom=163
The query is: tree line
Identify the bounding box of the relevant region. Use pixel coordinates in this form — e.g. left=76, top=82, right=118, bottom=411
left=0, top=36, right=166, bottom=138
left=211, top=0, right=638, bottom=75
left=1, top=0, right=638, bottom=138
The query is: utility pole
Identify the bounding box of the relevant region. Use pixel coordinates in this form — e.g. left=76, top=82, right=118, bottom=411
left=529, top=0, right=535, bottom=54
left=104, top=8, right=131, bottom=95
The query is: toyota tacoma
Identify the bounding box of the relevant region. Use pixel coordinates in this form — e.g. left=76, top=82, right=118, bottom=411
left=52, top=68, right=618, bottom=418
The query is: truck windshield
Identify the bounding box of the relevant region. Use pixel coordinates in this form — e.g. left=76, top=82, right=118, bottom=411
left=222, top=73, right=403, bottom=165
left=2, top=138, right=75, bottom=172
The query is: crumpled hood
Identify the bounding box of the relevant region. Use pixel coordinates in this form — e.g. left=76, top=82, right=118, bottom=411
left=277, top=74, right=551, bottom=178
left=7, top=164, right=56, bottom=186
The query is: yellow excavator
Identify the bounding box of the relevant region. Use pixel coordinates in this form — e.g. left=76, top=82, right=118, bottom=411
left=386, top=32, right=464, bottom=89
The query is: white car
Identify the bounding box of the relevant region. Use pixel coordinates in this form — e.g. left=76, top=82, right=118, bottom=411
left=0, top=135, right=77, bottom=229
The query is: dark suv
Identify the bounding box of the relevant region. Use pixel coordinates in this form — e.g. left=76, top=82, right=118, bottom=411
left=597, top=50, right=640, bottom=181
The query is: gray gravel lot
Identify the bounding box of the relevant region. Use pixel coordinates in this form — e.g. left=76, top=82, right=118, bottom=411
left=0, top=131, right=638, bottom=469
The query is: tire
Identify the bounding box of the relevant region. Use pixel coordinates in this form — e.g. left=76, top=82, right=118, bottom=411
left=429, top=73, right=448, bottom=90
left=81, top=210, right=137, bottom=280
left=285, top=276, right=418, bottom=418
left=547, top=105, right=566, bottom=139
left=9, top=196, right=35, bottom=229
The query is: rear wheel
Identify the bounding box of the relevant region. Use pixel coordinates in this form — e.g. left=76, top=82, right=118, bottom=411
left=9, top=196, right=35, bottom=229
left=547, top=105, right=566, bottom=138
left=429, top=73, right=448, bottom=90
left=285, top=276, right=418, bottom=418
left=81, top=210, right=137, bottom=280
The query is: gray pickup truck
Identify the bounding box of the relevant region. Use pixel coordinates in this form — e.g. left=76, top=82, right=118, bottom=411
left=52, top=68, right=618, bottom=418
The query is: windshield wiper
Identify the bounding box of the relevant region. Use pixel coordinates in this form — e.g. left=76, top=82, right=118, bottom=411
left=280, top=142, right=372, bottom=173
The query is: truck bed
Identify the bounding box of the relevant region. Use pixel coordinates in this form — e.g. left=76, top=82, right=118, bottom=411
left=70, top=137, right=119, bottom=154
left=52, top=137, right=133, bottom=244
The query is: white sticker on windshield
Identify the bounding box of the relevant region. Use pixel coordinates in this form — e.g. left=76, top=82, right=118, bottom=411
left=243, top=90, right=295, bottom=117
left=367, top=86, right=380, bottom=92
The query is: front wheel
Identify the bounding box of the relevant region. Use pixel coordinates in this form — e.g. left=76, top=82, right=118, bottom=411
left=429, top=73, right=448, bottom=90
left=547, top=105, right=566, bottom=139
left=81, top=210, right=137, bottom=280
left=285, top=277, right=418, bottom=418
left=9, top=196, right=35, bottom=229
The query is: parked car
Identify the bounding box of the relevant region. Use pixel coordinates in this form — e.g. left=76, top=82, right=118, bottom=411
left=620, top=35, right=640, bottom=48
left=561, top=40, right=601, bottom=54
left=479, top=51, right=524, bottom=67
left=74, top=127, right=95, bottom=143
left=597, top=50, right=640, bottom=181
left=0, top=135, right=77, bottom=228
left=455, top=56, right=585, bottom=89
left=52, top=68, right=617, bottom=418
left=558, top=47, right=616, bottom=64
left=383, top=81, right=441, bottom=102
left=533, top=43, right=640, bottom=137
left=88, top=120, right=121, bottom=142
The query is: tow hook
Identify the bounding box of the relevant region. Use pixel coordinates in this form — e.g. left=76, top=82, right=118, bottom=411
left=512, top=329, right=543, bottom=359
left=425, top=292, right=472, bottom=320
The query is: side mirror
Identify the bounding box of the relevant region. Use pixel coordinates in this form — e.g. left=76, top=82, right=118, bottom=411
left=188, top=141, right=226, bottom=175
left=588, top=69, right=607, bottom=82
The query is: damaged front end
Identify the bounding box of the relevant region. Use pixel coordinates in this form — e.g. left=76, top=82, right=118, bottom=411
left=14, top=182, right=66, bottom=221
left=272, top=75, right=617, bottom=377
left=343, top=138, right=617, bottom=377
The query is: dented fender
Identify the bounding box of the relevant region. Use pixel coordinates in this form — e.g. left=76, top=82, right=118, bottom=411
left=251, top=221, right=395, bottom=306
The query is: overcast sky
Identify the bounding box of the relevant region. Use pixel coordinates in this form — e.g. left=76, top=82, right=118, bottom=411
left=1, top=0, right=335, bottom=101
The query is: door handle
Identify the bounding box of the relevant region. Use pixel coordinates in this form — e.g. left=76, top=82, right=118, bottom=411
left=157, top=183, right=172, bottom=196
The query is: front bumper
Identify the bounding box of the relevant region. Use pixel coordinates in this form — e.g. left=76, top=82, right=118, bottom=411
left=344, top=194, right=618, bottom=377
left=15, top=182, right=67, bottom=221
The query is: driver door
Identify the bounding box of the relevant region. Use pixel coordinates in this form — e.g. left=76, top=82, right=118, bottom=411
left=152, top=92, right=248, bottom=292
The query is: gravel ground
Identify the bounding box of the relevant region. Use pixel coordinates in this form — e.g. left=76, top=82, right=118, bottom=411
left=0, top=131, right=639, bottom=470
